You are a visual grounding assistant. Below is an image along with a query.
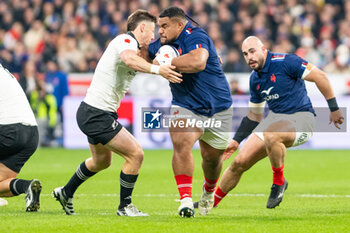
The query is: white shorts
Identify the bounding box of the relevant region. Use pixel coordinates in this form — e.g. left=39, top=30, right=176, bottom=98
left=253, top=111, right=315, bottom=147
left=170, top=105, right=233, bottom=150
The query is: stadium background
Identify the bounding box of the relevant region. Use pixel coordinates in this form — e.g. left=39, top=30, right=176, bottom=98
left=1, top=1, right=350, bottom=232
left=0, top=0, right=349, bottom=149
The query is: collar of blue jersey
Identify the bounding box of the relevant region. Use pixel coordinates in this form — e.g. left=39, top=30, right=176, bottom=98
left=259, top=50, right=272, bottom=74
left=126, top=31, right=141, bottom=49
left=170, top=21, right=193, bottom=48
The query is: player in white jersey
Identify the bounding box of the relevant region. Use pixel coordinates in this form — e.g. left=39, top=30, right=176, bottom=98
left=53, top=10, right=182, bottom=216
left=0, top=63, right=42, bottom=211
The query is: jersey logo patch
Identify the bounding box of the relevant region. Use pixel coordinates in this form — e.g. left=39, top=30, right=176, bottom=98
left=257, top=84, right=260, bottom=90
left=194, top=44, right=202, bottom=49
left=270, top=74, right=276, bottom=83
left=124, top=39, right=130, bottom=43
left=301, top=62, right=307, bottom=69
left=186, top=28, right=192, bottom=34
left=178, top=48, right=182, bottom=55
left=261, top=86, right=274, bottom=95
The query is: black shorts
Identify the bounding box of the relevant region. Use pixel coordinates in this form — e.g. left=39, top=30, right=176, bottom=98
left=76, top=101, right=123, bottom=145
left=0, top=124, right=39, bottom=173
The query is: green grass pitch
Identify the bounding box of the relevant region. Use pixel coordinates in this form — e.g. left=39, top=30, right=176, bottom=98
left=0, top=148, right=349, bottom=233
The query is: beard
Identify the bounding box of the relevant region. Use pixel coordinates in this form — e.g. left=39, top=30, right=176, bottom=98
left=250, top=56, right=265, bottom=72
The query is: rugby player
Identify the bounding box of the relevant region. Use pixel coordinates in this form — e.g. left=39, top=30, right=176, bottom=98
left=52, top=10, right=182, bottom=216
left=212, top=36, right=344, bottom=211
left=148, top=7, right=233, bottom=217
left=0, top=63, right=41, bottom=211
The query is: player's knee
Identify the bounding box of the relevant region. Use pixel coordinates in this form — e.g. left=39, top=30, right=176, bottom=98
left=231, top=155, right=248, bottom=174
left=263, top=132, right=279, bottom=147
left=172, top=140, right=192, bottom=154
left=130, top=146, right=144, bottom=165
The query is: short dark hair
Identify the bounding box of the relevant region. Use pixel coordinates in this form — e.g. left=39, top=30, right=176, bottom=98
left=127, top=10, right=156, bottom=31
left=159, top=6, right=187, bottom=20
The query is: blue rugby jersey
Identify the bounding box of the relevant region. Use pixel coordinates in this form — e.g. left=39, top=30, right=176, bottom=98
left=148, top=22, right=232, bottom=117
left=249, top=51, right=315, bottom=115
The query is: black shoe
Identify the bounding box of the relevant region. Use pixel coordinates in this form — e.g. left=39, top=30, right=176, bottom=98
left=266, top=179, right=288, bottom=209
left=25, top=179, right=42, bottom=212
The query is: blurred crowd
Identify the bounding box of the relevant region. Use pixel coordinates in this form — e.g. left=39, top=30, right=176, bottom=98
left=1, top=0, right=350, bottom=145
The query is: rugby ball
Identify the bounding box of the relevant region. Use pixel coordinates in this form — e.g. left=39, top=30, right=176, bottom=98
left=155, top=45, right=180, bottom=65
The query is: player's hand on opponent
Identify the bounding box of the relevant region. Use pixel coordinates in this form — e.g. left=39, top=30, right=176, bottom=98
left=159, top=64, right=183, bottom=84
left=222, top=140, right=239, bottom=160
left=329, top=109, right=344, bottom=129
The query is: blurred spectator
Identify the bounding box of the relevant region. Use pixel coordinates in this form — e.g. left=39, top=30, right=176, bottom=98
left=30, top=79, right=57, bottom=147
left=223, top=48, right=250, bottom=73
left=19, top=60, right=38, bottom=99
left=0, top=0, right=348, bottom=85
left=229, top=79, right=245, bottom=95
left=324, top=44, right=350, bottom=74
left=295, top=32, right=322, bottom=67
left=44, top=59, right=69, bottom=125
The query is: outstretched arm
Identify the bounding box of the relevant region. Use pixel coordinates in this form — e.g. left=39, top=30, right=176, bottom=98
left=303, top=66, right=344, bottom=129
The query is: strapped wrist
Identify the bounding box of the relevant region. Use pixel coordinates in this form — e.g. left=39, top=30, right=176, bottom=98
left=327, top=97, right=339, bottom=112
left=150, top=65, right=160, bottom=74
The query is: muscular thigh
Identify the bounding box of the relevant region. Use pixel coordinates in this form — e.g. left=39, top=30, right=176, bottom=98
left=104, top=127, right=142, bottom=157
left=169, top=119, right=203, bottom=151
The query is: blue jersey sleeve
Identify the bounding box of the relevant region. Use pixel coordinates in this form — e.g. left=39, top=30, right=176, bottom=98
left=283, top=54, right=309, bottom=79
left=184, top=30, right=210, bottom=52
left=148, top=39, right=161, bottom=60
left=249, top=73, right=264, bottom=103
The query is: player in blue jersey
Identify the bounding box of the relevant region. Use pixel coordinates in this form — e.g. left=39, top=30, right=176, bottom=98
left=148, top=7, right=233, bottom=217
left=211, top=36, right=344, bottom=211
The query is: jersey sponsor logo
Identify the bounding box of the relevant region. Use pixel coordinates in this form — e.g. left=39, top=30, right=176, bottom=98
left=261, top=86, right=279, bottom=101
left=261, top=86, right=274, bottom=95
left=186, top=28, right=192, bottom=34
left=270, top=74, right=276, bottom=83
left=124, top=39, right=130, bottom=43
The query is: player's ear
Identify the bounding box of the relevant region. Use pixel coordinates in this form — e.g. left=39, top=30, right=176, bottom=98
left=140, top=23, right=146, bottom=33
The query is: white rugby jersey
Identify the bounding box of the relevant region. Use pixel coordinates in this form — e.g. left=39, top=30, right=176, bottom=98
left=84, top=34, right=138, bottom=112
left=0, top=64, right=37, bottom=125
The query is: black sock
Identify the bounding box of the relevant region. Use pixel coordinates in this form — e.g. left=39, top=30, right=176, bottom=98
left=119, top=171, right=138, bottom=209
left=63, top=161, right=96, bottom=198
left=9, top=179, right=31, bottom=196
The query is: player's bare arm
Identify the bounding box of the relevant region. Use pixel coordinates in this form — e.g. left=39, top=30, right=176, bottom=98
left=303, top=66, right=344, bottom=128
left=120, top=49, right=183, bottom=83
left=171, top=48, right=209, bottom=73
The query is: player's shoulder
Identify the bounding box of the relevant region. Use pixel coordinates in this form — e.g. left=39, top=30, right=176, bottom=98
left=184, top=26, right=208, bottom=39
left=111, top=33, right=137, bottom=48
